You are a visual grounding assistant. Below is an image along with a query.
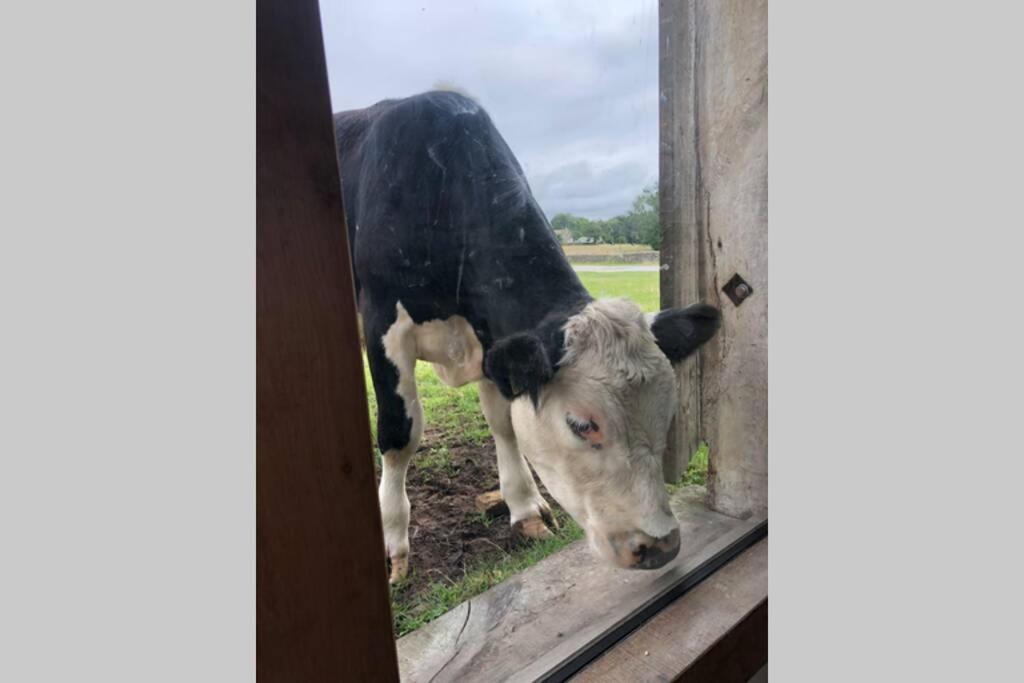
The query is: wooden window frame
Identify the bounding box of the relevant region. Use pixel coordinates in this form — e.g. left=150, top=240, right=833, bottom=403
left=257, top=0, right=398, bottom=679
left=659, top=0, right=768, bottom=520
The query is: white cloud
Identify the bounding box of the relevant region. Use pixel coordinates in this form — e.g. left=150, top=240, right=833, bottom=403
left=319, top=0, right=659, bottom=220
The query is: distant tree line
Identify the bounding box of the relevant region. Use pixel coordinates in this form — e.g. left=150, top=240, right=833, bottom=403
left=550, top=184, right=660, bottom=250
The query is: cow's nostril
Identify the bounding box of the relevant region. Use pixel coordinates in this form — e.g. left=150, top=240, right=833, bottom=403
left=627, top=529, right=680, bottom=569
left=635, top=544, right=648, bottom=563
left=609, top=530, right=679, bottom=569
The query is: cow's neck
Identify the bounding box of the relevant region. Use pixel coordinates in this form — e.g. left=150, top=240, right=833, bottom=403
left=464, top=216, right=593, bottom=348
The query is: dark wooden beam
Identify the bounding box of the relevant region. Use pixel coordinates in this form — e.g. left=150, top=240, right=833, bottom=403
left=678, top=600, right=768, bottom=682
left=257, top=0, right=398, bottom=679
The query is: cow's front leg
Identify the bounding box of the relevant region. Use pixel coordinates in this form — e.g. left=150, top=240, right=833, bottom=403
left=379, top=449, right=414, bottom=583
left=369, top=302, right=424, bottom=584
left=478, top=380, right=556, bottom=539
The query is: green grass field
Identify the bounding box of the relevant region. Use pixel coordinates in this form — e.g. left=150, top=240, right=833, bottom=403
left=364, top=268, right=705, bottom=636
left=577, top=269, right=659, bottom=312
left=561, top=243, right=653, bottom=256
left=571, top=259, right=659, bottom=268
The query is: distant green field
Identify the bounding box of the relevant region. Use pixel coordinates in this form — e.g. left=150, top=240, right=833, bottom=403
left=562, top=243, right=652, bottom=256
left=576, top=269, right=659, bottom=312
left=569, top=259, right=659, bottom=268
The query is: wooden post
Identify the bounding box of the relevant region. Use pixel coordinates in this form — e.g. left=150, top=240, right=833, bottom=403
left=660, top=0, right=768, bottom=518
left=659, top=0, right=702, bottom=483
left=257, top=0, right=400, bottom=679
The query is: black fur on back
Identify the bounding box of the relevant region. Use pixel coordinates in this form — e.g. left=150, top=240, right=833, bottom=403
left=334, top=91, right=591, bottom=451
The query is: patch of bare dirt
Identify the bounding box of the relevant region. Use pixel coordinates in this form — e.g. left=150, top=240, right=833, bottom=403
left=382, top=428, right=557, bottom=601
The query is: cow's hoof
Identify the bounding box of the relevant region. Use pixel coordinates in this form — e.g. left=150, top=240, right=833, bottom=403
left=539, top=503, right=560, bottom=530
left=512, top=516, right=554, bottom=540
left=389, top=555, right=409, bottom=584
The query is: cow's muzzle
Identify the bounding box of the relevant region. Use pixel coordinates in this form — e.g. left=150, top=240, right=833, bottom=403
left=609, top=527, right=681, bottom=570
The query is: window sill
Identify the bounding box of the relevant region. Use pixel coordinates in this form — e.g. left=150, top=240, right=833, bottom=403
left=396, top=487, right=767, bottom=682
left=576, top=539, right=767, bottom=682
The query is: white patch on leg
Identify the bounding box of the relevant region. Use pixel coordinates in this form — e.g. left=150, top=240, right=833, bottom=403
left=478, top=380, right=552, bottom=526
left=378, top=302, right=424, bottom=581
left=379, top=449, right=412, bottom=565
left=381, top=303, right=424, bottom=452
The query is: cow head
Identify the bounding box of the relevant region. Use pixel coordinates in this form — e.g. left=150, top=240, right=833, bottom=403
left=485, top=299, right=720, bottom=570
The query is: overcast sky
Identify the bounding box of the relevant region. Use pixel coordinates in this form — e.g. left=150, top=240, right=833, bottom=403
left=319, top=0, right=659, bottom=220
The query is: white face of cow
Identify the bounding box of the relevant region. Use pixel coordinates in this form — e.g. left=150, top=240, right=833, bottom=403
left=485, top=298, right=720, bottom=570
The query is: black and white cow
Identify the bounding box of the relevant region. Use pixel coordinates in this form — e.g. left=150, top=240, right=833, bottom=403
left=334, top=91, right=720, bottom=583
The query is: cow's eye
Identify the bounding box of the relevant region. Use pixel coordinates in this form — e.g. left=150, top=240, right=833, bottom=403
left=566, top=413, right=600, bottom=440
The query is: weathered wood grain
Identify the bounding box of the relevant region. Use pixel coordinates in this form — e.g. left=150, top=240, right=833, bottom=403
left=660, top=0, right=768, bottom=517
left=573, top=540, right=767, bottom=682
left=396, top=488, right=765, bottom=682
left=659, top=0, right=702, bottom=482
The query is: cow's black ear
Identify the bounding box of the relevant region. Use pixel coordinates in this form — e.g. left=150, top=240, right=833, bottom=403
left=649, top=304, right=721, bottom=363
left=484, top=332, right=553, bottom=405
